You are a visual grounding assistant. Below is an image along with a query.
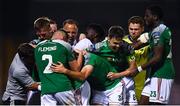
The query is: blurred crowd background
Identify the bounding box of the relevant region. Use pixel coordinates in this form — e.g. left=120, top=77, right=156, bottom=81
left=0, top=0, right=180, bottom=104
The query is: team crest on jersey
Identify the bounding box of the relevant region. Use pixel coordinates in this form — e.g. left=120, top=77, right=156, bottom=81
left=152, top=32, right=160, bottom=45
left=130, top=56, right=135, bottom=60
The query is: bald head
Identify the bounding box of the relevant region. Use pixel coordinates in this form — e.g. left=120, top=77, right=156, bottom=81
left=52, top=30, right=68, bottom=41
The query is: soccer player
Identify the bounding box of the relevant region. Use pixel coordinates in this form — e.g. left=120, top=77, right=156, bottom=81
left=85, top=23, right=105, bottom=44
left=123, top=16, right=149, bottom=101
left=140, top=5, right=175, bottom=105
left=2, top=43, right=40, bottom=105
left=52, top=29, right=91, bottom=105
left=90, top=26, right=137, bottom=105
left=27, top=17, right=54, bottom=105
left=73, top=23, right=105, bottom=51
left=119, top=5, right=175, bottom=105
left=50, top=52, right=126, bottom=105
left=35, top=38, right=79, bottom=105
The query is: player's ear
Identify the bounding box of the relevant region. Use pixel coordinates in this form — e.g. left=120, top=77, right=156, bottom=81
left=107, top=36, right=110, bottom=41
left=142, top=26, right=144, bottom=32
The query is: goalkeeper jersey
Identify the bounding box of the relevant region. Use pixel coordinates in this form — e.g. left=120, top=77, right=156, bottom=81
left=123, top=35, right=149, bottom=68
left=123, top=35, right=149, bottom=100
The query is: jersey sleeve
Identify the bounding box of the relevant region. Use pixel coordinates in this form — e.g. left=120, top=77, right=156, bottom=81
left=84, top=53, right=96, bottom=66
left=122, top=41, right=135, bottom=55
left=65, top=46, right=76, bottom=62
left=121, top=41, right=135, bottom=62
left=159, top=27, right=171, bottom=46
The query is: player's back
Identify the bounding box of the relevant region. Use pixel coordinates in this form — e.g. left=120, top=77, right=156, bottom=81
left=85, top=53, right=120, bottom=91
left=35, top=40, right=74, bottom=95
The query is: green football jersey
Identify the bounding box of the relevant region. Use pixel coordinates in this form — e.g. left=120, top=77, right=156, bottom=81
left=85, top=53, right=120, bottom=91
left=149, top=24, right=175, bottom=79
left=92, top=40, right=135, bottom=72
left=52, top=40, right=84, bottom=90
left=35, top=40, right=75, bottom=95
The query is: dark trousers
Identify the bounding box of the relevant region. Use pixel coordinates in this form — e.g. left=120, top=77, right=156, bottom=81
left=2, top=98, right=26, bottom=105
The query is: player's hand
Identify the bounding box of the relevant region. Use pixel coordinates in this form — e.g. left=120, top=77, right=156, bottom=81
left=50, top=62, right=67, bottom=73
left=79, top=33, right=86, bottom=41
left=74, top=49, right=87, bottom=55
left=29, top=43, right=37, bottom=48
left=137, top=32, right=149, bottom=43
left=28, top=82, right=40, bottom=91
left=74, top=49, right=82, bottom=54
left=107, top=72, right=120, bottom=80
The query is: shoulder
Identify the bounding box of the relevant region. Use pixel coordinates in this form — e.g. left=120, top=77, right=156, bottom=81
left=29, top=39, right=41, bottom=45
left=123, top=35, right=132, bottom=44
left=84, top=53, right=96, bottom=65
left=121, top=41, right=134, bottom=55
left=151, top=24, right=167, bottom=37
left=53, top=39, right=72, bottom=50
left=10, top=54, right=31, bottom=79
left=36, top=40, right=48, bottom=46
left=94, top=40, right=107, bottom=50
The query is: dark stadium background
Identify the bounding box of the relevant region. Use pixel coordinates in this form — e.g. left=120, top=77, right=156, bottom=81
left=0, top=0, right=180, bottom=104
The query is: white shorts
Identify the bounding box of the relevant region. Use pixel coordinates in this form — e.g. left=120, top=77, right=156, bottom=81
left=74, top=81, right=91, bottom=105
left=149, top=77, right=174, bottom=104
left=91, top=81, right=126, bottom=105
left=123, top=77, right=138, bottom=105
left=41, top=90, right=75, bottom=105
left=141, top=78, right=151, bottom=97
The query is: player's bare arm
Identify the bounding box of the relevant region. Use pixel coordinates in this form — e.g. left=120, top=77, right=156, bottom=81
left=107, top=60, right=137, bottom=80
left=50, top=62, right=93, bottom=81
left=141, top=45, right=163, bottom=70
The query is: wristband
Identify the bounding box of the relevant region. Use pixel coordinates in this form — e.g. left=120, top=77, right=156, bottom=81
left=38, top=85, right=41, bottom=91
left=137, top=66, right=143, bottom=72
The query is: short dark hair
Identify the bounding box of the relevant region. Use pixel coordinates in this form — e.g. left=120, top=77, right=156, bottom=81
left=50, top=19, right=57, bottom=24
left=108, top=26, right=125, bottom=39
left=86, top=23, right=105, bottom=41
left=62, top=19, right=78, bottom=27
left=34, top=17, right=51, bottom=31
left=18, top=43, right=34, bottom=61
left=128, top=16, right=144, bottom=27
left=146, top=5, right=164, bottom=20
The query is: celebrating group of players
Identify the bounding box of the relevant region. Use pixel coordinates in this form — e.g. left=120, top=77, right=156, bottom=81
left=2, top=5, right=175, bottom=105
